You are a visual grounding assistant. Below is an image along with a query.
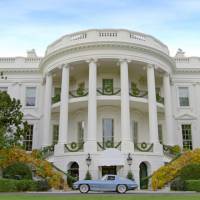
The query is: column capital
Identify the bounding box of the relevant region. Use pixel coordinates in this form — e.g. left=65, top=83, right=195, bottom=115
left=146, top=63, right=155, bottom=69
left=118, top=58, right=131, bottom=64
left=86, top=58, right=98, bottom=64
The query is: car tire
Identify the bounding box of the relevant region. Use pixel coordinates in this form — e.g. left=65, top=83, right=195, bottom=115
left=79, top=184, right=90, bottom=193
left=117, top=184, right=127, bottom=194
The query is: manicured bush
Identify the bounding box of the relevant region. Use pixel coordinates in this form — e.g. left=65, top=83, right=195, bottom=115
left=0, top=179, right=40, bottom=192
left=3, top=162, right=32, bottom=180
left=170, top=177, right=185, bottom=191
left=84, top=170, right=92, bottom=180
left=67, top=174, right=77, bottom=188
left=179, top=164, right=200, bottom=181
left=37, top=180, right=50, bottom=191
left=185, top=180, right=200, bottom=192
left=126, top=170, right=134, bottom=180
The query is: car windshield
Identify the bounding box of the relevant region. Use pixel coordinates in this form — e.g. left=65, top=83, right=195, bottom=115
left=101, top=175, right=116, bottom=181
left=101, top=175, right=107, bottom=181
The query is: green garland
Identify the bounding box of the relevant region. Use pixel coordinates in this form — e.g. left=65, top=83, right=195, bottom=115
left=69, top=89, right=88, bottom=98
left=65, top=142, right=84, bottom=152
left=97, top=88, right=121, bottom=95
left=97, top=141, right=121, bottom=150
left=134, top=142, right=153, bottom=152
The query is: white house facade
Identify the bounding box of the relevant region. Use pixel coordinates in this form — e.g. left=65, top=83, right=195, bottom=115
left=0, top=29, right=199, bottom=189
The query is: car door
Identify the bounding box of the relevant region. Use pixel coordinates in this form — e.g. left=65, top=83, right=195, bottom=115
left=101, top=175, right=116, bottom=191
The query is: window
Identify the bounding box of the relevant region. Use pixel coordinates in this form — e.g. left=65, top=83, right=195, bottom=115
left=103, top=79, right=113, bottom=94
left=26, top=87, right=36, bottom=107
left=0, top=87, right=8, bottom=92
left=133, top=121, right=138, bottom=143
left=78, top=121, right=85, bottom=143
left=24, top=125, right=33, bottom=151
left=53, top=125, right=59, bottom=145
left=107, top=175, right=115, bottom=181
left=103, top=118, right=114, bottom=144
left=158, top=124, right=163, bottom=144
left=179, top=87, right=189, bottom=107
left=182, top=124, right=192, bottom=150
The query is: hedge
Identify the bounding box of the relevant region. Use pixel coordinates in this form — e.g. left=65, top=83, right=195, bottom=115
left=3, top=162, right=32, bottom=180
left=185, top=180, right=200, bottom=192
left=180, top=164, right=200, bottom=181
left=0, top=179, right=50, bottom=192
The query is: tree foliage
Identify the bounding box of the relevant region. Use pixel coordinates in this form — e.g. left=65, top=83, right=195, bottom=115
left=0, top=91, right=28, bottom=149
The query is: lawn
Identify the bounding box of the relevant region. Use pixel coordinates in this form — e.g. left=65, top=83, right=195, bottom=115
left=0, top=195, right=200, bottom=200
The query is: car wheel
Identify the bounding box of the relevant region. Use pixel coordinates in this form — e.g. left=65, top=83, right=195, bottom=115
left=117, top=184, right=127, bottom=194
left=79, top=184, right=90, bottom=193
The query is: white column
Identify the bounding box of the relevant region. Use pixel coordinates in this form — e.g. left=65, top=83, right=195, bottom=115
left=58, top=64, right=69, bottom=144
left=163, top=73, right=174, bottom=145
left=42, top=73, right=52, bottom=146
left=147, top=65, right=160, bottom=146
left=86, top=59, right=97, bottom=152
left=120, top=59, right=134, bottom=152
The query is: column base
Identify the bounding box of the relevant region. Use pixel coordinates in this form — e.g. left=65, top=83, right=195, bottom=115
left=153, top=142, right=163, bottom=154
left=84, top=141, right=97, bottom=153
left=121, top=141, right=134, bottom=153
left=54, top=143, right=65, bottom=156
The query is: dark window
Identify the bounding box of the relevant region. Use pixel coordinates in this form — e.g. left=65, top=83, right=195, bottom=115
left=53, top=125, right=59, bottom=145
left=24, top=125, right=33, bottom=151
left=182, top=124, right=192, bottom=150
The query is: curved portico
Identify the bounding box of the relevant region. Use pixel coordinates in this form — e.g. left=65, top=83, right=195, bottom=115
left=40, top=29, right=175, bottom=182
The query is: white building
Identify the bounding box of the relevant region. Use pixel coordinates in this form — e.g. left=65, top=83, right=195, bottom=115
left=0, top=29, right=198, bottom=189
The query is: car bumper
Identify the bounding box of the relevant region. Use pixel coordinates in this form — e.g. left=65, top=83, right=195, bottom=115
left=72, top=184, right=79, bottom=190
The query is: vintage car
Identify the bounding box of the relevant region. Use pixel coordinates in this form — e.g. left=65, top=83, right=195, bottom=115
left=73, top=174, right=138, bottom=193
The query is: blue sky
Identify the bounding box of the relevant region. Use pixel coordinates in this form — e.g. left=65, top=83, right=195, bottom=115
left=0, top=0, right=200, bottom=57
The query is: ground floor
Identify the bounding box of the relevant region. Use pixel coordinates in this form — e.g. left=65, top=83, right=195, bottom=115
left=52, top=149, right=165, bottom=189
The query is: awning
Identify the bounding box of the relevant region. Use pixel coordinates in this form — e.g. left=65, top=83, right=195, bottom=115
left=97, top=149, right=125, bottom=166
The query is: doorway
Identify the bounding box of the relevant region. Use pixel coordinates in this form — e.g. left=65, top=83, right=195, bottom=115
left=139, top=162, right=148, bottom=189
left=102, top=166, right=117, bottom=176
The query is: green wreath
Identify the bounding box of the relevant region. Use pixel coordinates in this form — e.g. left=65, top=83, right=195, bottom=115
left=104, top=86, right=113, bottom=94
left=105, top=140, right=113, bottom=148
left=141, top=142, right=147, bottom=149
left=71, top=142, right=77, bottom=149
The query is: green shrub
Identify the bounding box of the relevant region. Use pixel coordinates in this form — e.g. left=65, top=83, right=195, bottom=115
left=170, top=145, right=181, bottom=155
left=170, top=177, right=185, bottom=191
left=126, top=170, right=134, bottom=180
left=67, top=174, right=77, bottom=188
left=3, top=162, right=32, bottom=180
left=185, top=180, right=200, bottom=192
left=36, top=180, right=50, bottom=191
left=84, top=170, right=92, bottom=180
left=0, top=179, right=40, bottom=192
left=179, top=164, right=200, bottom=181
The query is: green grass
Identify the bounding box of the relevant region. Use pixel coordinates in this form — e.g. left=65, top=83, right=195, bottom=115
left=0, top=195, right=200, bottom=200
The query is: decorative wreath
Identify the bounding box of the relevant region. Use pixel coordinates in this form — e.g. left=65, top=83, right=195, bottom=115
left=104, top=86, right=113, bottom=93
left=141, top=142, right=147, bottom=149
left=71, top=142, right=77, bottom=149
left=105, top=140, right=113, bottom=148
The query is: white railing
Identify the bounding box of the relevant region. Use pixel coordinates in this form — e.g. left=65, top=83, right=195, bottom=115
left=46, top=29, right=169, bottom=55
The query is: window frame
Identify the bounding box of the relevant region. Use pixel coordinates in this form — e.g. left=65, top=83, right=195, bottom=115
left=24, top=124, right=34, bottom=151
left=25, top=86, right=37, bottom=108
left=178, top=86, right=190, bottom=107
left=181, top=124, right=193, bottom=150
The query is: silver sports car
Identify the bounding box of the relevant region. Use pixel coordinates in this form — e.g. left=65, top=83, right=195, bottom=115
left=73, top=174, right=138, bottom=193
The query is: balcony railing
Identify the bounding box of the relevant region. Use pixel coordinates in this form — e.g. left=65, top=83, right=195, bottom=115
left=97, top=141, right=121, bottom=151
left=129, top=88, right=148, bottom=98
left=41, top=145, right=55, bottom=158
left=69, top=88, right=88, bottom=98
left=97, top=87, right=121, bottom=96
left=134, top=142, right=154, bottom=152
left=64, top=142, right=84, bottom=152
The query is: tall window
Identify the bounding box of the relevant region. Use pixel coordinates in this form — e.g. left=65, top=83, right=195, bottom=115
left=26, top=87, right=36, bottom=107
left=158, top=124, right=163, bottom=144
left=54, top=87, right=61, bottom=96
left=53, top=125, right=59, bottom=145
left=178, top=87, right=189, bottom=107
left=0, top=87, right=8, bottom=92
left=78, top=121, right=85, bottom=143
left=24, top=125, right=33, bottom=151
left=103, top=79, right=113, bottom=94
left=182, top=124, right=193, bottom=150
left=103, top=118, right=114, bottom=143
left=133, top=121, right=138, bottom=143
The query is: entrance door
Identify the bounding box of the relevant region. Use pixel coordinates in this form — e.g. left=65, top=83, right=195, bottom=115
left=139, top=162, right=148, bottom=189
left=102, top=166, right=117, bottom=176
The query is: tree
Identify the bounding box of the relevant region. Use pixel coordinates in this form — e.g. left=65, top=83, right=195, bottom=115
left=0, top=91, right=28, bottom=149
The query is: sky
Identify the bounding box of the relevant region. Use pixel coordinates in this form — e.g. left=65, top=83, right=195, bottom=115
left=0, top=0, right=200, bottom=57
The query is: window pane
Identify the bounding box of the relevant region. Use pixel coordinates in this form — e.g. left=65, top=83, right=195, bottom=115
left=103, top=119, right=113, bottom=142
left=133, top=121, right=138, bottom=143
left=26, top=87, right=36, bottom=106
left=53, top=125, right=59, bottom=145
left=158, top=124, right=163, bottom=144
left=78, top=121, right=84, bottom=143
left=182, top=124, right=192, bottom=150
left=179, top=87, right=189, bottom=106
left=24, top=125, right=33, bottom=151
